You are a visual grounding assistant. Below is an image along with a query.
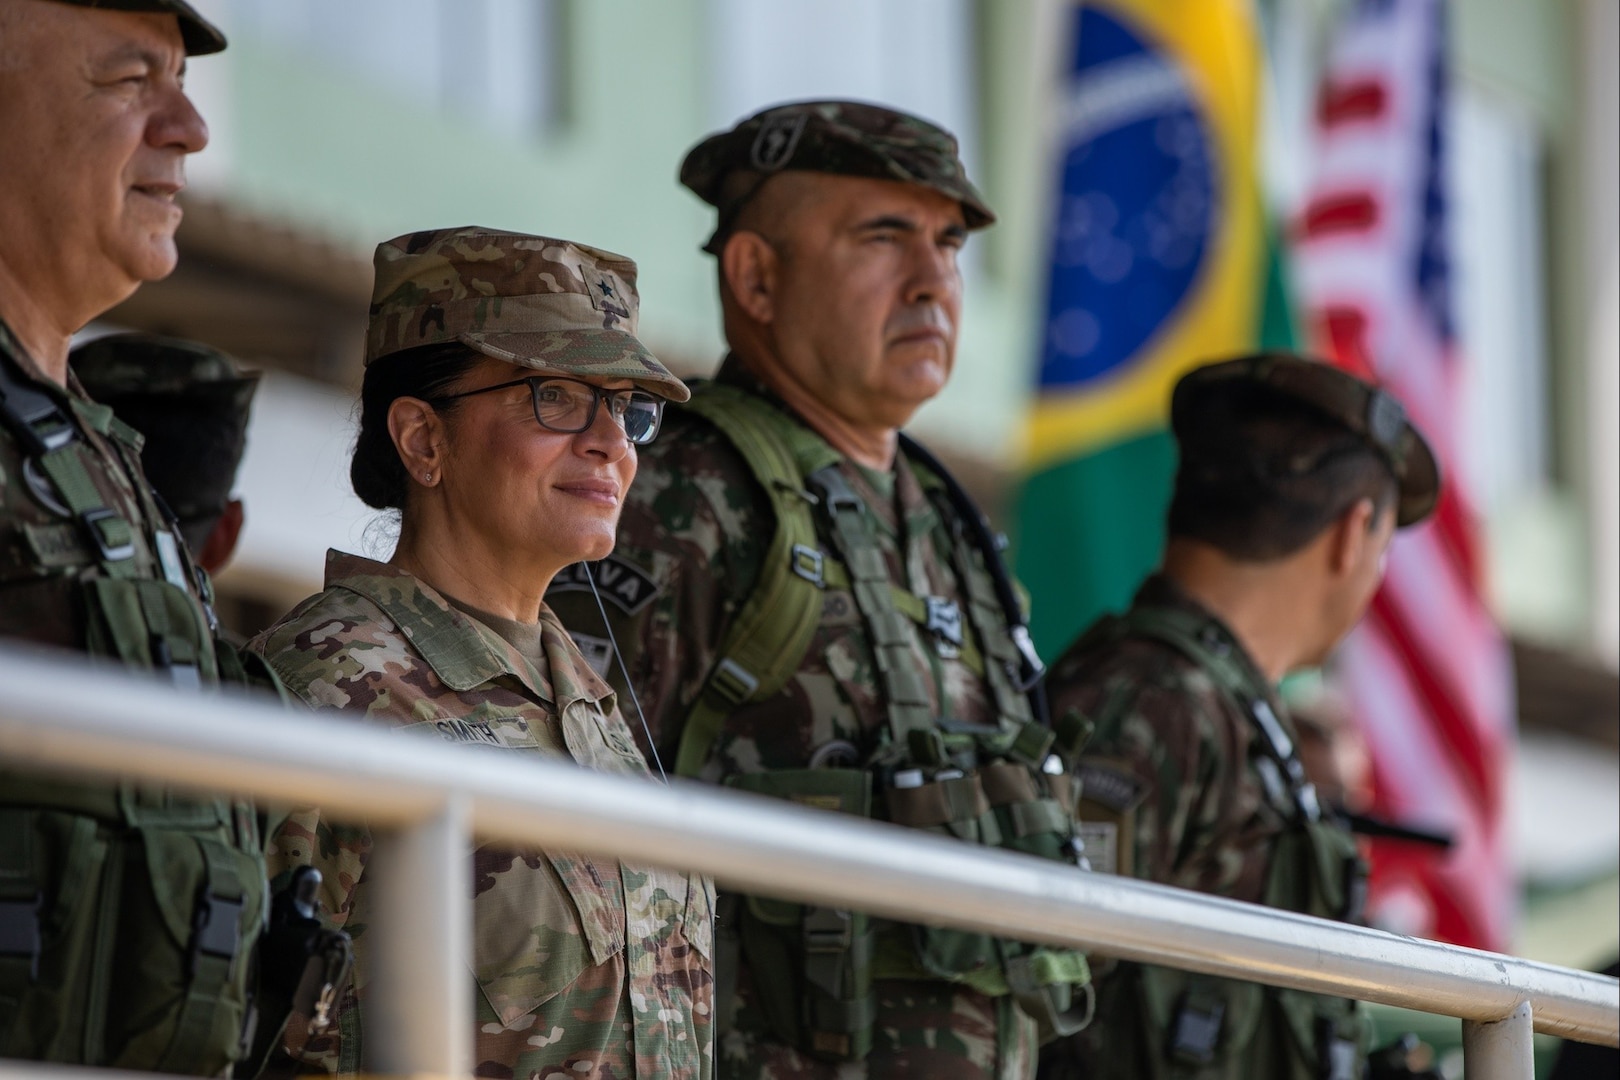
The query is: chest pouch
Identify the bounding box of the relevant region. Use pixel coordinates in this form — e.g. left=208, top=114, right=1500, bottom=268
left=725, top=768, right=876, bottom=1061
left=0, top=781, right=267, bottom=1073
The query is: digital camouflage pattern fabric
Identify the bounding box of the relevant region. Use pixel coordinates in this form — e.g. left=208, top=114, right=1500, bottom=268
left=548, top=360, right=1042, bottom=1080
left=1038, top=575, right=1365, bottom=1080
left=253, top=551, right=714, bottom=1079
left=679, top=100, right=996, bottom=254
left=366, top=226, right=689, bottom=401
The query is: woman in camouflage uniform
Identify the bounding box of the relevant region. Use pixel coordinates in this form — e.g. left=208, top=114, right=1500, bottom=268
left=251, top=228, right=713, bottom=1078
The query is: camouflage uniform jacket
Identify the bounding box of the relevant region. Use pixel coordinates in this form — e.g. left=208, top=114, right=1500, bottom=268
left=549, top=358, right=1039, bottom=1079
left=1039, top=574, right=1363, bottom=1079
left=254, top=551, right=715, bottom=1080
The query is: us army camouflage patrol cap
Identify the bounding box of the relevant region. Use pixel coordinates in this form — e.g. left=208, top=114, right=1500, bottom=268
left=51, top=0, right=226, bottom=55
left=366, top=227, right=690, bottom=402
left=679, top=99, right=996, bottom=254
left=1173, top=352, right=1440, bottom=526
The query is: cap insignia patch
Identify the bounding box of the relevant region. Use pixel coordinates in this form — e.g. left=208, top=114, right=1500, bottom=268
left=584, top=268, right=631, bottom=319
left=750, top=113, right=808, bottom=172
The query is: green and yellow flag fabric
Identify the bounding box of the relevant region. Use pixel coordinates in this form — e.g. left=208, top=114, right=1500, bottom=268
left=1014, top=0, right=1287, bottom=656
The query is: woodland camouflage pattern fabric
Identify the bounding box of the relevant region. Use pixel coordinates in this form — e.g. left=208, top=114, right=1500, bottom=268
left=253, top=551, right=714, bottom=1079
left=366, top=226, right=689, bottom=401
left=679, top=100, right=996, bottom=252
left=548, top=360, right=1039, bottom=1080
left=1038, top=575, right=1361, bottom=1078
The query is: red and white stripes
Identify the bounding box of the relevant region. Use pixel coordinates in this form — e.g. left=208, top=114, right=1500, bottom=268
left=1294, top=0, right=1515, bottom=950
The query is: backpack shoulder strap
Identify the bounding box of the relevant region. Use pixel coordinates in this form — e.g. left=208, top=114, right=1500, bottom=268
left=1116, top=604, right=1321, bottom=821
left=672, top=383, right=842, bottom=777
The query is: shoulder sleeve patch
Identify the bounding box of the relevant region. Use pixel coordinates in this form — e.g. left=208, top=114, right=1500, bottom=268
left=1075, top=762, right=1147, bottom=814
left=547, top=555, right=660, bottom=616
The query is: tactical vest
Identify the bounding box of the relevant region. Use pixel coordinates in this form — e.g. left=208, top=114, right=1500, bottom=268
left=0, top=350, right=273, bottom=1074
left=674, top=383, right=1092, bottom=1062
left=1077, top=605, right=1368, bottom=1080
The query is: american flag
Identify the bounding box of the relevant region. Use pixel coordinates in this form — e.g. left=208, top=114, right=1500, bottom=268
left=1293, top=0, right=1516, bottom=950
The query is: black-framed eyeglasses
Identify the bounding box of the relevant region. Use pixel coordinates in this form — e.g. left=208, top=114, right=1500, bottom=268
left=429, top=376, right=664, bottom=445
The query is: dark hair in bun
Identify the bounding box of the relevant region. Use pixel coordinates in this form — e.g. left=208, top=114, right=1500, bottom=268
left=350, top=343, right=481, bottom=511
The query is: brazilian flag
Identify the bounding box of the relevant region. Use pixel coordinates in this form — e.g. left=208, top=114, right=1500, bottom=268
left=1014, top=0, right=1294, bottom=657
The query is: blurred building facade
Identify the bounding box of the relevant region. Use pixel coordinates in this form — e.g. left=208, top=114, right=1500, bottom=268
left=86, top=0, right=1616, bottom=967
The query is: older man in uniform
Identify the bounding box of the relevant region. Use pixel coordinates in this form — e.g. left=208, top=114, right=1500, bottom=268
left=1038, top=354, right=1439, bottom=1080
left=0, top=2, right=275, bottom=1072
left=549, top=101, right=1091, bottom=1080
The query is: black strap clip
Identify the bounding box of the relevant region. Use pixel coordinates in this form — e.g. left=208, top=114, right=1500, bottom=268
left=0, top=362, right=77, bottom=459
left=0, top=893, right=43, bottom=982
left=1167, top=993, right=1225, bottom=1065
left=189, top=887, right=245, bottom=976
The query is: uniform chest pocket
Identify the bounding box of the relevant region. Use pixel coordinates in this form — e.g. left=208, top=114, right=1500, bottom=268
left=469, top=845, right=626, bottom=1028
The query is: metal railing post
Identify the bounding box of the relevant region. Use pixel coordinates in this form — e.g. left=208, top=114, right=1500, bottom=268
left=1462, top=1000, right=1535, bottom=1080
left=364, top=795, right=471, bottom=1077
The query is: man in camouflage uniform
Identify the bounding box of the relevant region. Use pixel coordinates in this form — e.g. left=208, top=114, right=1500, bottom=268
left=0, top=1, right=279, bottom=1073
left=73, top=332, right=260, bottom=576
left=256, top=228, right=713, bottom=1078
left=549, top=102, right=1090, bottom=1080
left=1038, top=354, right=1440, bottom=1080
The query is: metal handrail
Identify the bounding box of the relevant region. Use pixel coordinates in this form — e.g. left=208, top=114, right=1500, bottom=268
left=0, top=643, right=1615, bottom=1078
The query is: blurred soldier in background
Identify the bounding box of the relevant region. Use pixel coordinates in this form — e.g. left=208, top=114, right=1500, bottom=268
left=1038, top=354, right=1441, bottom=1080
left=549, top=100, right=1092, bottom=1080
left=73, top=332, right=260, bottom=577
left=0, top=1, right=279, bottom=1072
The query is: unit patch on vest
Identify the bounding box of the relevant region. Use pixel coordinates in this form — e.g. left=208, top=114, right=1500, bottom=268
left=549, top=556, right=659, bottom=615
left=1076, top=820, right=1121, bottom=876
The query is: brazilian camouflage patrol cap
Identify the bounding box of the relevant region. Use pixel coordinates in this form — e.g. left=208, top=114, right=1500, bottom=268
left=1172, top=352, right=1440, bottom=527
left=366, top=226, right=689, bottom=402
left=51, top=0, right=226, bottom=55
left=70, top=332, right=258, bottom=524
left=72, top=332, right=256, bottom=401
left=679, top=99, right=995, bottom=254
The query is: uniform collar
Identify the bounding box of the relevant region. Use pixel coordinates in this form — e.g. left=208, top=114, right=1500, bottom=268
left=0, top=317, right=118, bottom=437
left=320, top=549, right=614, bottom=712
left=1135, top=573, right=1277, bottom=699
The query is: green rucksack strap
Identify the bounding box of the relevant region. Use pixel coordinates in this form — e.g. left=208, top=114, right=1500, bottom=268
left=673, top=384, right=841, bottom=778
